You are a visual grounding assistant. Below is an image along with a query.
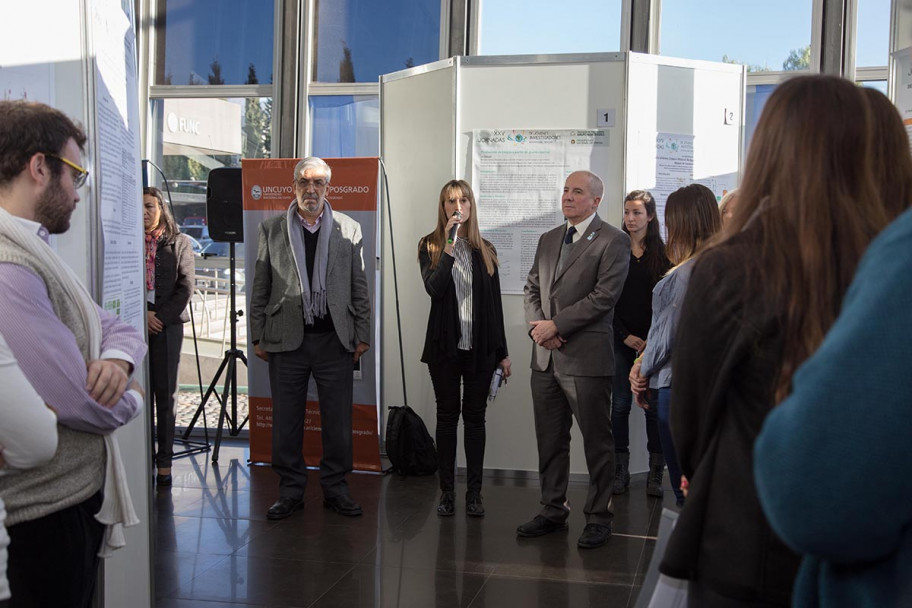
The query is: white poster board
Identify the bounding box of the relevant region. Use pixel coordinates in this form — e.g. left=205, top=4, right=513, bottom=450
left=471, top=128, right=611, bottom=293
left=892, top=48, right=912, bottom=154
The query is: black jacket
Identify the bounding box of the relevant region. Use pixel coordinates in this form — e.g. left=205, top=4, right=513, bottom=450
left=660, top=229, right=800, bottom=606
left=418, top=239, right=508, bottom=373
left=151, top=233, right=195, bottom=325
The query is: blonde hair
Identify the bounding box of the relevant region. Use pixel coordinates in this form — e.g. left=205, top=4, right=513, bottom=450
left=418, top=180, right=498, bottom=276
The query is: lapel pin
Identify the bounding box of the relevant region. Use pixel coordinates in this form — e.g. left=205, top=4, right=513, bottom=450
left=587, top=232, right=595, bottom=241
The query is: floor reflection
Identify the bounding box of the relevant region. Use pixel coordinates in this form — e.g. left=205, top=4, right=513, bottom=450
left=154, top=440, right=675, bottom=607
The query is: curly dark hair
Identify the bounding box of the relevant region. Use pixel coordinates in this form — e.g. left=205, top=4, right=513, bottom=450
left=0, top=100, right=87, bottom=187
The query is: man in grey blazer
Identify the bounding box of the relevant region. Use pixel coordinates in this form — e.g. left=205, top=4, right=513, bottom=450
left=518, top=170, right=630, bottom=548
left=250, top=156, right=371, bottom=520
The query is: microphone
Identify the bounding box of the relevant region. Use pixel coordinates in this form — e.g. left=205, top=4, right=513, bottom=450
left=447, top=210, right=462, bottom=244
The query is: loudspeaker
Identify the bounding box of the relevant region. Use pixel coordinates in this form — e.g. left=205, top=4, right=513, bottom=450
left=206, top=167, right=244, bottom=242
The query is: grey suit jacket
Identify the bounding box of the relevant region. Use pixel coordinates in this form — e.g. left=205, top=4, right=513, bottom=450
left=249, top=210, right=371, bottom=353
left=524, top=213, right=630, bottom=376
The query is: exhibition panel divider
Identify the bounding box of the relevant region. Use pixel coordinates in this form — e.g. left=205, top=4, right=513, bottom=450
left=379, top=53, right=744, bottom=477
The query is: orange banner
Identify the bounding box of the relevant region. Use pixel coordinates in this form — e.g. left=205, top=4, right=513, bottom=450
left=243, top=157, right=381, bottom=472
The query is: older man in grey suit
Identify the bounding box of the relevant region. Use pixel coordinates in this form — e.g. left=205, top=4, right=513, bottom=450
left=518, top=170, right=630, bottom=548
left=250, top=156, right=371, bottom=520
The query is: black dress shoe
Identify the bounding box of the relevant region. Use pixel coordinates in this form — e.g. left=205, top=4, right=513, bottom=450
left=323, top=494, right=363, bottom=516
left=516, top=515, right=568, bottom=537
left=267, top=497, right=305, bottom=520
left=465, top=491, right=484, bottom=517
left=155, top=474, right=172, bottom=486
left=437, top=491, right=455, bottom=516
left=577, top=523, right=612, bottom=549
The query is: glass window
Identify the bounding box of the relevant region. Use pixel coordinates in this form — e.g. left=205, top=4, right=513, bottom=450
left=313, top=0, right=440, bottom=83
left=478, top=0, right=622, bottom=55
left=154, top=0, right=274, bottom=85
left=744, top=84, right=777, bottom=156
left=309, top=96, right=379, bottom=158
left=859, top=80, right=888, bottom=94
left=148, top=97, right=272, bottom=221
left=855, top=0, right=891, bottom=68
left=660, top=0, right=812, bottom=72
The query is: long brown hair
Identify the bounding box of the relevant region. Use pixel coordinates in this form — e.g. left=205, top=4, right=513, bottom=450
left=861, top=86, right=912, bottom=222
left=716, top=75, right=887, bottom=402
left=623, top=189, right=668, bottom=281
left=664, top=184, right=721, bottom=267
left=418, top=180, right=498, bottom=276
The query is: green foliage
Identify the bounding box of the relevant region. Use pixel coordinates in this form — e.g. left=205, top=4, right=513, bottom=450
left=782, top=45, right=811, bottom=71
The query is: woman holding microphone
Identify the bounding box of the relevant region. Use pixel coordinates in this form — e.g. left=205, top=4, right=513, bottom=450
left=418, top=180, right=510, bottom=517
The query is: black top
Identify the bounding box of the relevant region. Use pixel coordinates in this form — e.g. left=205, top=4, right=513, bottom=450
left=418, top=239, right=508, bottom=373
left=612, top=249, right=669, bottom=341
left=301, top=225, right=334, bottom=334
left=660, top=228, right=800, bottom=605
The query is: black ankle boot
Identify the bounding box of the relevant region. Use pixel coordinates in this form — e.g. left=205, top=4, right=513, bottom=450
left=437, top=491, right=455, bottom=516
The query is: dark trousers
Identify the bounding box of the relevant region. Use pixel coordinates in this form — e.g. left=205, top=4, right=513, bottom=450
left=611, top=334, right=661, bottom=454
left=427, top=349, right=494, bottom=494
left=6, top=492, right=104, bottom=608
left=657, top=387, right=685, bottom=503
left=149, top=322, right=183, bottom=468
left=531, top=363, right=615, bottom=526
left=268, top=331, right=354, bottom=500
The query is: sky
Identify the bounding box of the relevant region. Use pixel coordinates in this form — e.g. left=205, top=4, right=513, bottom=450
left=479, top=0, right=891, bottom=70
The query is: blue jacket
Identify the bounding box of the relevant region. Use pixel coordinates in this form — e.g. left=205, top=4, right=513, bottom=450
left=754, top=207, right=912, bottom=608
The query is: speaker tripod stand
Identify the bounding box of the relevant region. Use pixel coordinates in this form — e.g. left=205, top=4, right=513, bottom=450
left=182, top=241, right=248, bottom=463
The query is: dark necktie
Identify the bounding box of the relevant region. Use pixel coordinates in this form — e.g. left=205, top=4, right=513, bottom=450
left=564, top=226, right=577, bottom=244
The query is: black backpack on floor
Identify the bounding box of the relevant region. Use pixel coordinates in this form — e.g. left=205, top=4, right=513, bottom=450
left=385, top=406, right=438, bottom=476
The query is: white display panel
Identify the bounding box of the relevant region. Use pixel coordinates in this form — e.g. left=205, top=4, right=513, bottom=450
left=380, top=53, right=744, bottom=477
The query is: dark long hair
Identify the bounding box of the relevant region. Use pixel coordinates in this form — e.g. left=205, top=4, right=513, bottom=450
left=623, top=189, right=668, bottom=281
left=713, top=75, right=887, bottom=402
left=665, top=184, right=721, bottom=267
left=143, top=186, right=180, bottom=240
left=861, top=87, right=912, bottom=222
left=418, top=180, right=498, bottom=276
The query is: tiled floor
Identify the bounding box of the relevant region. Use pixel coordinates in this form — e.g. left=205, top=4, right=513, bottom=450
left=153, top=441, right=678, bottom=608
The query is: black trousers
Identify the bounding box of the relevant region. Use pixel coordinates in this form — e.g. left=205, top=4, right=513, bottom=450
left=268, top=331, right=354, bottom=500
left=6, top=492, right=104, bottom=608
left=149, top=322, right=183, bottom=468
left=427, top=349, right=495, bottom=494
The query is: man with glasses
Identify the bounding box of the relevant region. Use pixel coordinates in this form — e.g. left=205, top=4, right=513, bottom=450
left=250, top=156, right=371, bottom=520
left=0, top=100, right=146, bottom=606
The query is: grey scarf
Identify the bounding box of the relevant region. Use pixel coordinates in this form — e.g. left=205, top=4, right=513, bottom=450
left=286, top=199, right=333, bottom=325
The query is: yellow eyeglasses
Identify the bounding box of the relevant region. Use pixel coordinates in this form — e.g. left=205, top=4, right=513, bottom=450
left=46, top=154, right=89, bottom=189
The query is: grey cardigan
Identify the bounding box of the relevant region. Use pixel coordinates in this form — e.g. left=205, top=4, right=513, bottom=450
left=639, top=259, right=694, bottom=389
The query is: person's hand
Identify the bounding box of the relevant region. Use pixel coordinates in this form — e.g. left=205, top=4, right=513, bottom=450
left=147, top=311, right=164, bottom=335
left=623, top=334, right=646, bottom=353
left=254, top=343, right=269, bottom=362
left=681, top=475, right=689, bottom=498
left=128, top=379, right=145, bottom=399
left=540, top=336, right=566, bottom=350
left=443, top=213, right=463, bottom=255
left=634, top=389, right=651, bottom=409
left=86, top=359, right=130, bottom=407
left=499, top=357, right=512, bottom=380
left=353, top=342, right=369, bottom=363
left=529, top=319, right=559, bottom=344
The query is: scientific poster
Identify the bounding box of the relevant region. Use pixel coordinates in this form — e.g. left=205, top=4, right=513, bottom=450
left=471, top=129, right=610, bottom=294
left=92, top=0, right=145, bottom=333
left=892, top=48, right=912, bottom=154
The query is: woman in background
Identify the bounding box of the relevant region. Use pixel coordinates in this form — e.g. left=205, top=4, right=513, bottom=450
left=418, top=180, right=510, bottom=517
left=660, top=75, right=891, bottom=606
left=0, top=330, right=59, bottom=604
left=718, top=189, right=738, bottom=225
left=144, top=187, right=195, bottom=486
left=611, top=190, right=669, bottom=496
left=629, top=184, right=720, bottom=507
left=753, top=86, right=912, bottom=608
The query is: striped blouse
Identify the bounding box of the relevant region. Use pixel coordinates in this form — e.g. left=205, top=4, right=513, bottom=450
left=451, top=239, right=473, bottom=350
